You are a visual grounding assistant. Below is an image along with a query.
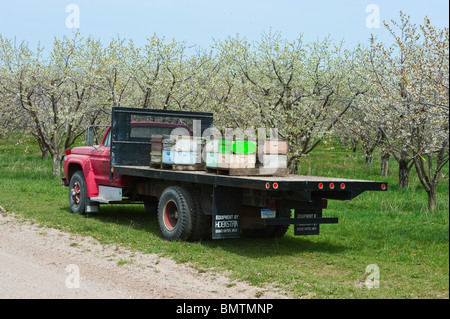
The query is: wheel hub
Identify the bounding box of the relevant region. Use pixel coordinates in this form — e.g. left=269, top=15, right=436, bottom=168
left=163, top=200, right=178, bottom=231
left=71, top=182, right=81, bottom=205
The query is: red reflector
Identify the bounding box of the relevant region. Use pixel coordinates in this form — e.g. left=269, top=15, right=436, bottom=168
left=329, top=183, right=335, bottom=189
left=381, top=184, right=386, bottom=190
left=318, top=183, right=324, bottom=189
left=340, top=183, right=345, bottom=190
left=265, top=182, right=270, bottom=189
left=273, top=182, right=279, bottom=189
left=65, top=149, right=71, bottom=156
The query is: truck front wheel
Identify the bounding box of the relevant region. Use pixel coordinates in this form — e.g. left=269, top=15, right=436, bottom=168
left=68, top=171, right=88, bottom=214
left=157, top=186, right=194, bottom=241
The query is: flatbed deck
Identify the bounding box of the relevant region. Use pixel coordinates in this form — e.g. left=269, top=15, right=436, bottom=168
left=113, top=165, right=387, bottom=200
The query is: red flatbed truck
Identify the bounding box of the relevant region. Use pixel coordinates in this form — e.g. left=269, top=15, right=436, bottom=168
left=63, top=107, right=387, bottom=241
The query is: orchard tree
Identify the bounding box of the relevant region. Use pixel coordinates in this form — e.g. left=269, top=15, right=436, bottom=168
left=338, top=45, right=387, bottom=167
left=213, top=32, right=367, bottom=173
left=0, top=33, right=107, bottom=176
left=100, top=37, right=133, bottom=108
left=0, top=37, right=35, bottom=139
left=129, top=34, right=215, bottom=112
left=209, top=34, right=256, bottom=129
left=405, top=17, right=449, bottom=210
left=367, top=13, right=449, bottom=210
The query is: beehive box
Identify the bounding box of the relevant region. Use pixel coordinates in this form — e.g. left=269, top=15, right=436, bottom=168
left=162, top=150, right=174, bottom=164
left=150, top=151, right=162, bottom=164
left=260, top=139, right=288, bottom=155
left=205, top=152, right=218, bottom=167
left=151, top=136, right=163, bottom=151
left=217, top=153, right=256, bottom=169
left=259, top=154, right=287, bottom=168
left=173, top=151, right=200, bottom=165
left=172, top=136, right=204, bottom=152
left=232, top=140, right=257, bottom=155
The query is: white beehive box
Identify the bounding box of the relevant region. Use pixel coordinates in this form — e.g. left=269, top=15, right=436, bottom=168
left=260, top=154, right=287, bottom=168
left=217, top=153, right=256, bottom=169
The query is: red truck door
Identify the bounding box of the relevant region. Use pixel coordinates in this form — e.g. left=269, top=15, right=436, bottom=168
left=91, top=128, right=112, bottom=187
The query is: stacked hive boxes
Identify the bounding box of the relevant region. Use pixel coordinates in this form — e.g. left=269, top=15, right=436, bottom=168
left=150, top=136, right=163, bottom=165
left=258, top=139, right=288, bottom=169
left=205, top=139, right=257, bottom=169
left=152, top=135, right=288, bottom=175
left=160, top=136, right=203, bottom=166
left=205, top=138, right=288, bottom=173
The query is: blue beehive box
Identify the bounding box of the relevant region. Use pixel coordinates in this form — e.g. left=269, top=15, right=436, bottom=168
left=173, top=151, right=197, bottom=165
left=162, top=150, right=174, bottom=164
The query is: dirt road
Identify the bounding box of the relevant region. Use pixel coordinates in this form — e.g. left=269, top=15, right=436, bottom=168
left=0, top=211, right=287, bottom=299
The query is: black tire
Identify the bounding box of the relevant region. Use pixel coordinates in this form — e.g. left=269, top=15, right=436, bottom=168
left=188, top=189, right=211, bottom=241
left=68, top=171, right=88, bottom=214
left=157, top=186, right=195, bottom=241
left=272, top=208, right=291, bottom=238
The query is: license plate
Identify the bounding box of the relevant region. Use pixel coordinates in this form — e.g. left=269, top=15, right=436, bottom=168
left=261, top=209, right=276, bottom=219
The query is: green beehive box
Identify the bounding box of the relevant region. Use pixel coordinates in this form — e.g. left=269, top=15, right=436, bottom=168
left=233, top=140, right=257, bottom=155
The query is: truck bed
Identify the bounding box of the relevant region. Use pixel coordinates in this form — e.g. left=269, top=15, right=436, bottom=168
left=113, top=164, right=387, bottom=201
left=109, top=107, right=387, bottom=202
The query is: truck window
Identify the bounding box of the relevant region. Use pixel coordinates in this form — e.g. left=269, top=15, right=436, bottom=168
left=103, top=129, right=111, bottom=147
left=130, top=126, right=189, bottom=139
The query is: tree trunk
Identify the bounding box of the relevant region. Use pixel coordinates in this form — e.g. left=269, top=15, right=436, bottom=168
left=398, top=158, right=410, bottom=189
left=413, top=149, right=447, bottom=212
left=41, top=148, right=48, bottom=160
left=427, top=186, right=437, bottom=211
left=381, top=152, right=390, bottom=176
left=363, top=145, right=376, bottom=164
left=351, top=137, right=358, bottom=153
left=52, top=154, right=63, bottom=177
left=289, top=160, right=298, bottom=175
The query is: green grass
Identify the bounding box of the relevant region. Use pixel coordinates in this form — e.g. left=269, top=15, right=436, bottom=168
left=0, top=136, right=448, bottom=299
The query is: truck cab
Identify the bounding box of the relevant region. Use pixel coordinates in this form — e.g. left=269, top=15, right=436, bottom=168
left=63, top=121, right=190, bottom=214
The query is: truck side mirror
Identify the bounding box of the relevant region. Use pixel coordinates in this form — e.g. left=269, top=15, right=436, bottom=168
left=86, top=126, right=95, bottom=146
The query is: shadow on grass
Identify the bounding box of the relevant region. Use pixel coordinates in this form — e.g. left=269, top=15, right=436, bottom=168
left=200, top=233, right=347, bottom=259
left=79, top=204, right=347, bottom=258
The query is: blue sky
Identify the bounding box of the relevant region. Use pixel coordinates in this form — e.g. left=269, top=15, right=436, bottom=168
left=0, top=0, right=448, bottom=51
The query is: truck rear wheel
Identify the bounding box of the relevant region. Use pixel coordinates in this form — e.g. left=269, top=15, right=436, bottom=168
left=157, top=186, right=194, bottom=241
left=68, top=171, right=88, bottom=214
